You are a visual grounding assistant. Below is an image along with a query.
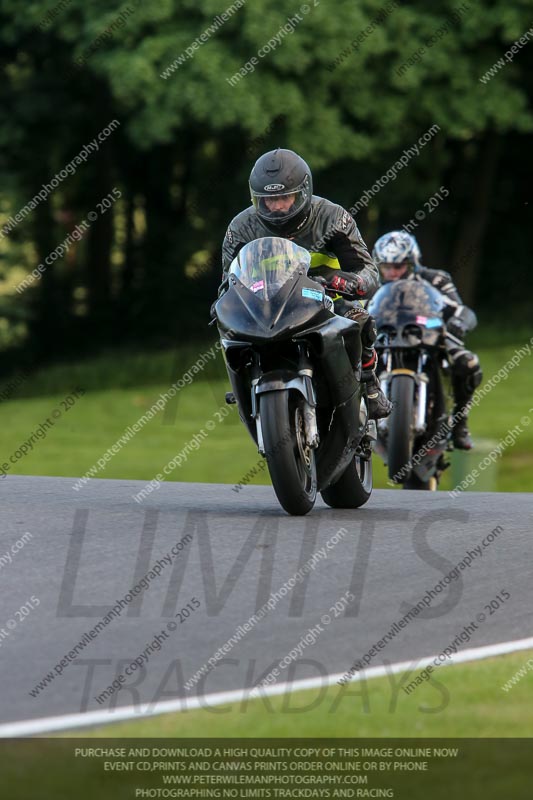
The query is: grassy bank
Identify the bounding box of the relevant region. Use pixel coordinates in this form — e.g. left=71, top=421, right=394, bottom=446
left=1, top=338, right=532, bottom=492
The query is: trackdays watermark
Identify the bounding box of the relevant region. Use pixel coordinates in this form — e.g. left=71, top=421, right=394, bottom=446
left=74, top=654, right=451, bottom=714
left=93, top=597, right=201, bottom=705
left=94, top=628, right=171, bottom=705
left=338, top=522, right=504, bottom=684
left=403, top=590, right=510, bottom=695
left=28, top=533, right=193, bottom=698
left=250, top=590, right=354, bottom=697
left=226, top=2, right=319, bottom=86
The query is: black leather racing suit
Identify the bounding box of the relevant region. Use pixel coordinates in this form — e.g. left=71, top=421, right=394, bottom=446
left=222, top=195, right=380, bottom=367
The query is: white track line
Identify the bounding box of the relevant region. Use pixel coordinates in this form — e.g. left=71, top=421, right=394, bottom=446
left=2, top=635, right=533, bottom=738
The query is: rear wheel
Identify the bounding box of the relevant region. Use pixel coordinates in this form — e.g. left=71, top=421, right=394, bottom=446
left=387, top=375, right=416, bottom=484
left=260, top=390, right=317, bottom=516
left=321, top=455, right=373, bottom=509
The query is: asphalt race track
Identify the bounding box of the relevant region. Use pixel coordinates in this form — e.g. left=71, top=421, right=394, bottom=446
left=1, top=475, right=531, bottom=729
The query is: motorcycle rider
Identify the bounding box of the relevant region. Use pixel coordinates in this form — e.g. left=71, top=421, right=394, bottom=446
left=220, top=148, right=392, bottom=419
left=372, top=230, right=482, bottom=449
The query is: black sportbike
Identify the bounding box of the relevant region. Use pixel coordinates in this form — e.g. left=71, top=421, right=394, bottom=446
left=213, top=237, right=375, bottom=515
left=368, top=278, right=453, bottom=490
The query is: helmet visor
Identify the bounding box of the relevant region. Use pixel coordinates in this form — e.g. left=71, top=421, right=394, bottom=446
left=378, top=261, right=411, bottom=281
left=251, top=179, right=309, bottom=226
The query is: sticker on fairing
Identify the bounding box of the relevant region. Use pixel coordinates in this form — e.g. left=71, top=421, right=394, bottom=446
left=251, top=280, right=264, bottom=292
left=416, top=315, right=441, bottom=328
left=302, top=287, right=323, bottom=301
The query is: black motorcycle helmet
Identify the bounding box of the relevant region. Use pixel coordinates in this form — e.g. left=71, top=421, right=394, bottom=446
left=249, top=148, right=313, bottom=235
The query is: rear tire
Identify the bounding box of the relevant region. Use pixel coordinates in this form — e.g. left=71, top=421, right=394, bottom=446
left=387, top=375, right=415, bottom=483
left=321, top=456, right=373, bottom=509
left=260, top=390, right=317, bottom=516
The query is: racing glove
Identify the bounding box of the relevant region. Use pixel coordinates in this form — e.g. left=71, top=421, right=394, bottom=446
left=328, top=273, right=366, bottom=297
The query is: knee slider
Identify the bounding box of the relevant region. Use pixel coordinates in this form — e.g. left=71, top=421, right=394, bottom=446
left=466, top=365, right=482, bottom=393
left=343, top=304, right=369, bottom=324
left=453, top=350, right=479, bottom=377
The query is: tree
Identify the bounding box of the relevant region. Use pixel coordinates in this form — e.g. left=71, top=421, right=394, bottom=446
left=0, top=0, right=531, bottom=356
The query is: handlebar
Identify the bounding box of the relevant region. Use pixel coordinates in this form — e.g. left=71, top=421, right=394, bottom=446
left=309, top=272, right=361, bottom=301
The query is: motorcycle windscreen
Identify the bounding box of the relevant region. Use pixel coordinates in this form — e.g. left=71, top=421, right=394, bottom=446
left=229, top=237, right=311, bottom=301
left=368, top=279, right=444, bottom=325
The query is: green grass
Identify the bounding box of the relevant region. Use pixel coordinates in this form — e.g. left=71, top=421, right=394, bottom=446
left=1, top=338, right=533, bottom=492
left=1, top=342, right=224, bottom=398
left=66, top=649, right=533, bottom=738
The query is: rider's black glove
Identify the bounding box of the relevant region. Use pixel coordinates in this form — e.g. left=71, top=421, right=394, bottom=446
left=328, top=273, right=366, bottom=297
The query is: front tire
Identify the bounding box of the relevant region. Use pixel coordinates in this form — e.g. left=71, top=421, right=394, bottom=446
left=387, top=375, right=416, bottom=484
left=260, top=390, right=317, bottom=516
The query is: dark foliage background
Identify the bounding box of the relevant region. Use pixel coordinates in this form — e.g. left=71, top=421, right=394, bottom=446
left=0, top=0, right=531, bottom=365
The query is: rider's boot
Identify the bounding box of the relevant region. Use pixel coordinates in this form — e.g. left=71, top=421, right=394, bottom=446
left=452, top=414, right=474, bottom=450
left=362, top=350, right=392, bottom=420
left=447, top=349, right=482, bottom=450
left=451, top=374, right=477, bottom=450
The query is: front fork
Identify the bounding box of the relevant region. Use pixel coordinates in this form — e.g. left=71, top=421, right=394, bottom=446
left=378, top=350, right=429, bottom=436
left=251, top=344, right=320, bottom=456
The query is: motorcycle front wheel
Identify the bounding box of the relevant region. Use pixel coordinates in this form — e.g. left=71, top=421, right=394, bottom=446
left=260, top=390, right=317, bottom=516
left=387, top=374, right=416, bottom=483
